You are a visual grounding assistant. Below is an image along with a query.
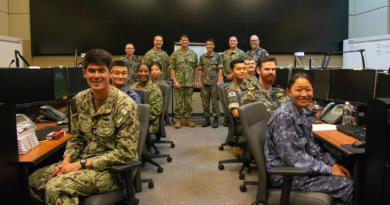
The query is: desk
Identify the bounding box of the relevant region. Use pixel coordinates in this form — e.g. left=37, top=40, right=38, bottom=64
left=313, top=128, right=364, bottom=205
left=19, top=122, right=70, bottom=205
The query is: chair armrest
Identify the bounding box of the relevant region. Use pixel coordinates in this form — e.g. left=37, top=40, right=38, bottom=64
left=110, top=161, right=142, bottom=172
left=269, top=167, right=308, bottom=176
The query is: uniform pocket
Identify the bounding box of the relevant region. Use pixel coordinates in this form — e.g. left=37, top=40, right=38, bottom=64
left=97, top=116, right=115, bottom=137
left=78, top=113, right=92, bottom=133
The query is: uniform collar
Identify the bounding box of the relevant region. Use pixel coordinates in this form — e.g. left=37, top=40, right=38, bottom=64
left=206, top=52, right=215, bottom=57
left=85, top=86, right=117, bottom=116
left=121, top=83, right=130, bottom=93
left=286, top=101, right=309, bottom=125
left=232, top=79, right=249, bottom=91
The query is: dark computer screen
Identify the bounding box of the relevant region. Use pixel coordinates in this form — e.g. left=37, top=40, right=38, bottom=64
left=375, top=73, right=390, bottom=98
left=274, top=69, right=290, bottom=89
left=329, top=69, right=377, bottom=104
left=0, top=68, right=55, bottom=106
left=53, top=68, right=69, bottom=99
left=67, top=67, right=89, bottom=95
left=313, top=70, right=331, bottom=100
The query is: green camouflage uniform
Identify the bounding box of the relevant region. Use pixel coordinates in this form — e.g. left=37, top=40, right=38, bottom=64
left=131, top=80, right=163, bottom=133
left=144, top=49, right=171, bottom=81
left=153, top=78, right=169, bottom=86
left=225, top=79, right=252, bottom=136
left=29, top=86, right=139, bottom=205
left=199, top=52, right=222, bottom=118
left=170, top=48, right=198, bottom=119
left=221, top=48, right=246, bottom=82
left=242, top=83, right=289, bottom=116
left=246, top=47, right=269, bottom=62
left=246, top=75, right=259, bottom=87
left=120, top=55, right=142, bottom=85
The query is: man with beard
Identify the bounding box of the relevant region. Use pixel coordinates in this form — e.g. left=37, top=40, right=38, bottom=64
left=246, top=35, right=269, bottom=62
left=241, top=56, right=288, bottom=116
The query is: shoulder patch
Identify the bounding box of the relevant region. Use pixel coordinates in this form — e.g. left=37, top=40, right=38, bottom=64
left=248, top=86, right=255, bottom=91
left=276, top=92, right=285, bottom=97
left=228, top=92, right=236, bottom=97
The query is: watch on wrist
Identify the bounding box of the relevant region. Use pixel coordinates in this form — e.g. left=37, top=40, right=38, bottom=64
left=80, top=159, right=87, bottom=169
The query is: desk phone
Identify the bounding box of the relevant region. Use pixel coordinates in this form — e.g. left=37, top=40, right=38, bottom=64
left=319, top=102, right=344, bottom=124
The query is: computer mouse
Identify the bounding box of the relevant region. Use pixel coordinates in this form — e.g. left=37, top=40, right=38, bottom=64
left=352, top=141, right=366, bottom=148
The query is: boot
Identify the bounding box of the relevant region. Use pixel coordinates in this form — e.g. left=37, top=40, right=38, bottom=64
left=212, top=117, right=219, bottom=128
left=202, top=117, right=211, bottom=127
left=185, top=118, right=195, bottom=127
left=174, top=118, right=181, bottom=129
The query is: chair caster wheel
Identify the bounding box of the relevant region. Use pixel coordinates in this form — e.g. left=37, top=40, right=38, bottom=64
left=148, top=182, right=154, bottom=189
left=219, top=146, right=224, bottom=151
left=155, top=150, right=160, bottom=155
left=171, top=143, right=175, bottom=148
left=167, top=157, right=172, bottom=162
left=218, top=164, right=224, bottom=170
left=239, top=185, right=247, bottom=192
left=239, top=173, right=245, bottom=180
left=157, top=167, right=164, bottom=173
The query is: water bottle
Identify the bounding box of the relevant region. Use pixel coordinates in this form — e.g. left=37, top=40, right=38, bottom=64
left=342, top=102, right=352, bottom=125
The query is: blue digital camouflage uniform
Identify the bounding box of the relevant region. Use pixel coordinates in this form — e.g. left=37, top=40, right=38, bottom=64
left=221, top=48, right=246, bottom=82
left=199, top=51, right=222, bottom=118
left=246, top=47, right=269, bottom=63
left=121, top=83, right=142, bottom=104
left=29, top=86, right=139, bottom=205
left=144, top=49, right=171, bottom=81
left=120, top=55, right=142, bottom=85
left=170, top=48, right=198, bottom=119
left=131, top=80, right=163, bottom=133
left=264, top=101, right=354, bottom=205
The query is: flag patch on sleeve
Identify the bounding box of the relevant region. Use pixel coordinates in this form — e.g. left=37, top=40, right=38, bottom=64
left=229, top=92, right=236, bottom=97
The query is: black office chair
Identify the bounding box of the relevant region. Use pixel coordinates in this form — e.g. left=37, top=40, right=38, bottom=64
left=150, top=83, right=175, bottom=153
left=218, top=83, right=230, bottom=127
left=217, top=83, right=250, bottom=180
left=238, top=102, right=334, bottom=205
left=80, top=104, right=151, bottom=205
left=132, top=88, right=149, bottom=104
left=163, top=80, right=172, bottom=125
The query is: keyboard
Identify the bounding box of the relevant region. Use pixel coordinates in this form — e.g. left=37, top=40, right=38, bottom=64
left=35, top=125, right=68, bottom=141
left=336, top=124, right=366, bottom=141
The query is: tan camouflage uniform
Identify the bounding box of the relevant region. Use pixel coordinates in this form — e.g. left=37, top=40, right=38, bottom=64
left=170, top=48, right=198, bottom=119
left=246, top=47, right=269, bottom=62
left=221, top=48, right=246, bottom=82
left=144, top=49, right=171, bottom=81
left=29, top=86, right=139, bottom=205
left=199, top=52, right=222, bottom=118
left=131, top=80, right=163, bottom=133
left=120, top=55, right=142, bottom=85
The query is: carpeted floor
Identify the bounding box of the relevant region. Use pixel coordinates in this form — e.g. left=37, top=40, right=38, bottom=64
left=137, top=118, right=259, bottom=205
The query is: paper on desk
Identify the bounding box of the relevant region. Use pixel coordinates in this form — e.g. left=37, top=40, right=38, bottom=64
left=312, top=124, right=337, bottom=131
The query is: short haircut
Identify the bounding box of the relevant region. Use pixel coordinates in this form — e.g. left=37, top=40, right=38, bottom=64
left=83, top=49, right=112, bottom=70
left=111, top=60, right=129, bottom=70
left=154, top=35, right=163, bottom=39
left=257, top=56, right=277, bottom=68
left=229, top=36, right=237, bottom=40
left=180, top=34, right=189, bottom=40
left=230, top=59, right=245, bottom=70
left=244, top=56, right=255, bottom=62
left=206, top=38, right=215, bottom=44
left=287, top=72, right=313, bottom=90
left=150, top=62, right=163, bottom=71
left=137, top=63, right=151, bottom=72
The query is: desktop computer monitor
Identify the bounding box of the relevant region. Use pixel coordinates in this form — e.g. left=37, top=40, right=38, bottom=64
left=274, top=69, right=290, bottom=89
left=53, top=68, right=69, bottom=99
left=0, top=68, right=55, bottom=106
left=375, top=73, right=390, bottom=98
left=328, top=69, right=377, bottom=105
left=313, top=70, right=331, bottom=100
left=67, top=67, right=89, bottom=95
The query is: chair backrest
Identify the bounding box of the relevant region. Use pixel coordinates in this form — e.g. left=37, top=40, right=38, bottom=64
left=132, top=88, right=148, bottom=104
left=238, top=102, right=270, bottom=203
left=217, top=83, right=236, bottom=143
left=137, top=104, right=151, bottom=157
left=156, top=83, right=171, bottom=137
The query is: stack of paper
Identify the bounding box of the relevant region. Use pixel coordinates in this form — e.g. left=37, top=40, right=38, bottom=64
left=17, top=127, right=39, bottom=154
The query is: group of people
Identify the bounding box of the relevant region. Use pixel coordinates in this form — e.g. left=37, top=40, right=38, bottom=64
left=27, top=34, right=354, bottom=205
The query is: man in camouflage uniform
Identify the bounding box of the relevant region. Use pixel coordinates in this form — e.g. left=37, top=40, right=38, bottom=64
left=246, top=35, right=269, bottom=62
left=225, top=59, right=251, bottom=156
left=198, top=39, right=223, bottom=128
left=120, top=43, right=142, bottom=85
left=144, top=35, right=171, bottom=81
left=222, top=36, right=246, bottom=83
left=110, top=60, right=142, bottom=104
left=244, top=56, right=259, bottom=87
left=29, top=49, right=139, bottom=205
left=170, top=35, right=198, bottom=129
